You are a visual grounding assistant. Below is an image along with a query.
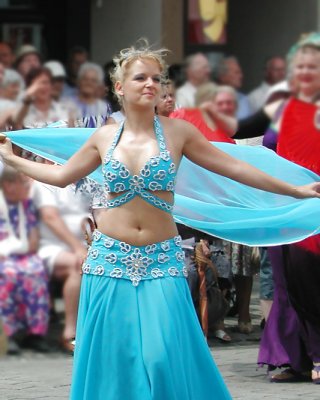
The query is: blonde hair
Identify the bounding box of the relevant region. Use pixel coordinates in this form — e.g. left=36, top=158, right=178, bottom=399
left=213, top=85, right=238, bottom=102
left=195, top=82, right=217, bottom=106
left=195, top=83, right=237, bottom=107
left=294, top=44, right=320, bottom=58
left=110, top=39, right=168, bottom=103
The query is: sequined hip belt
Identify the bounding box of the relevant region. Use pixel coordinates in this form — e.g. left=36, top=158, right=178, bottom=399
left=81, top=230, right=188, bottom=286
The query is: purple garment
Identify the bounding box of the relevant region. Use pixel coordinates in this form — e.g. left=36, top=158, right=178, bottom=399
left=283, top=243, right=320, bottom=363
left=258, top=247, right=312, bottom=372
left=262, top=101, right=286, bottom=152
left=0, top=199, right=50, bottom=337
left=262, top=125, right=278, bottom=152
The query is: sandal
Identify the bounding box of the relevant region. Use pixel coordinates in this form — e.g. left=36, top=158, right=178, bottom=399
left=270, top=368, right=311, bottom=383
left=312, top=365, right=320, bottom=384
left=60, top=336, right=75, bottom=354
left=214, top=329, right=231, bottom=343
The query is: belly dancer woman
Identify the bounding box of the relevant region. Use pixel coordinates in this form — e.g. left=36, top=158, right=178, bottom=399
left=0, top=41, right=320, bottom=400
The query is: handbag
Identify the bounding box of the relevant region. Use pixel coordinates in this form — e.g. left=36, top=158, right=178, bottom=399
left=194, top=241, right=229, bottom=335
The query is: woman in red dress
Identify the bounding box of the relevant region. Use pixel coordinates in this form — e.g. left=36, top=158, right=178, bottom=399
left=275, top=43, right=320, bottom=384
left=254, top=39, right=320, bottom=384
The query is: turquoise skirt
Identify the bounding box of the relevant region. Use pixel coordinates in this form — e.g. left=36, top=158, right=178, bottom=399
left=70, top=231, right=231, bottom=400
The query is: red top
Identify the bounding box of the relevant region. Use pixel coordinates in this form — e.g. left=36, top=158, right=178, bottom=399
left=278, top=97, right=320, bottom=253
left=169, top=108, right=236, bottom=144
left=277, top=98, right=320, bottom=176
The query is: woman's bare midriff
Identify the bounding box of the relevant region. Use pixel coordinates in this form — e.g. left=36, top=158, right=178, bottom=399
left=93, top=192, right=179, bottom=246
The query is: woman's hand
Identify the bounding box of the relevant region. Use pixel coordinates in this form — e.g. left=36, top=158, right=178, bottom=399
left=179, top=119, right=320, bottom=200
left=294, top=182, right=320, bottom=199
left=25, top=75, right=45, bottom=99
left=0, top=135, right=14, bottom=162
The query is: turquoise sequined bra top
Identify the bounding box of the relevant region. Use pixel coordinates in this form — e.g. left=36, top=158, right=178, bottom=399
left=101, top=116, right=177, bottom=213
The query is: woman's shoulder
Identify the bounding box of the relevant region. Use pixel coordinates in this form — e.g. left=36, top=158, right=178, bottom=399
left=93, top=123, right=120, bottom=143
left=158, top=114, right=201, bottom=145
left=159, top=114, right=196, bottom=132
left=169, top=107, right=198, bottom=120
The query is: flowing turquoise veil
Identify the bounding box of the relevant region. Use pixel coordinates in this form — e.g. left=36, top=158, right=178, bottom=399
left=4, top=127, right=320, bottom=246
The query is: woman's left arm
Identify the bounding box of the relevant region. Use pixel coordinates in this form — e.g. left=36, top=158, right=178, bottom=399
left=181, top=122, right=320, bottom=199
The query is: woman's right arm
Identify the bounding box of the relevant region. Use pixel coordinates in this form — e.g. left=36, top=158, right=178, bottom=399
left=199, top=102, right=238, bottom=135
left=233, top=99, right=284, bottom=139
left=0, top=130, right=102, bottom=187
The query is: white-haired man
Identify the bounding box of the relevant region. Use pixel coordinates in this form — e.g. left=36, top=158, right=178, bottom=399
left=176, top=52, right=211, bottom=108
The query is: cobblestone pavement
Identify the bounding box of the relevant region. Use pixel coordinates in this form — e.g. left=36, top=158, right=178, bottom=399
left=1, top=277, right=319, bottom=399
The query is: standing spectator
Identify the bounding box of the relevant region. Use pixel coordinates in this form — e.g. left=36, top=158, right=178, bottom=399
left=32, top=179, right=89, bottom=353
left=258, top=39, right=320, bottom=384
left=248, top=56, right=286, bottom=113
left=13, top=44, right=41, bottom=83
left=44, top=61, right=67, bottom=101
left=63, top=46, right=89, bottom=98
left=176, top=52, right=211, bottom=108
left=0, top=42, right=15, bottom=68
left=216, top=56, right=252, bottom=119
left=0, top=166, right=50, bottom=355
left=66, top=62, right=112, bottom=127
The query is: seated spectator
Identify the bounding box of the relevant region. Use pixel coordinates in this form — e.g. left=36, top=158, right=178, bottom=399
left=13, top=44, right=41, bottom=83
left=0, top=41, right=15, bottom=69
left=0, top=166, right=50, bottom=355
left=0, top=61, right=16, bottom=130
left=248, top=56, right=286, bottom=113
left=170, top=82, right=236, bottom=142
left=44, top=61, right=67, bottom=101
left=176, top=53, right=211, bottom=107
left=32, top=177, right=90, bottom=353
left=12, top=66, right=70, bottom=130
left=63, top=45, right=89, bottom=98
left=215, top=56, right=252, bottom=120
left=0, top=68, right=24, bottom=103
left=66, top=61, right=112, bottom=127
left=156, top=79, right=176, bottom=117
